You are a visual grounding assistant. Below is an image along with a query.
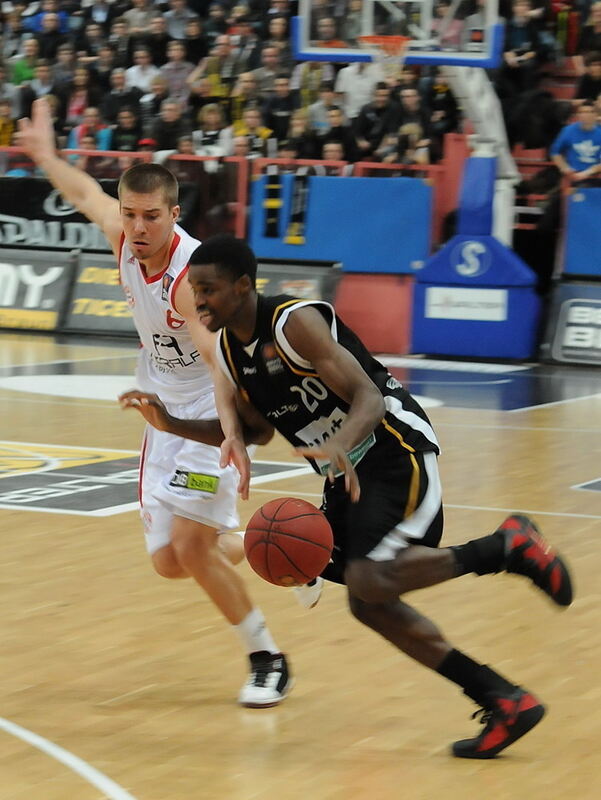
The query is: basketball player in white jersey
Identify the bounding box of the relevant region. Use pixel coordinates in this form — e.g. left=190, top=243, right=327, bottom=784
left=17, top=98, right=292, bottom=707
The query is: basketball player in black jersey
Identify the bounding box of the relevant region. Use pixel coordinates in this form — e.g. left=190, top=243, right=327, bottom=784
left=120, top=234, right=574, bottom=760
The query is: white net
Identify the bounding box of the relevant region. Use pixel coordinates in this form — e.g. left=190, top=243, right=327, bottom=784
left=357, top=35, right=411, bottom=81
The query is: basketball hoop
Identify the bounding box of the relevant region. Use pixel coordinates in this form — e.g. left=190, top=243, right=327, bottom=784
left=357, top=35, right=411, bottom=73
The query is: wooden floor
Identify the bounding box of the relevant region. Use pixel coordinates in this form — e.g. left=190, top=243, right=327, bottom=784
left=1, top=331, right=600, bottom=800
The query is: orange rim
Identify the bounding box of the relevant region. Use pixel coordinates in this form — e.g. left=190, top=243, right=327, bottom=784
left=357, top=35, right=411, bottom=58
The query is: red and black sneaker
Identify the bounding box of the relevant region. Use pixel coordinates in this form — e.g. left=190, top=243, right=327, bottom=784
left=452, top=688, right=546, bottom=759
left=497, top=515, right=573, bottom=607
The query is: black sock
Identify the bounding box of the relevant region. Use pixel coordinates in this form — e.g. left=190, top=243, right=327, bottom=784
left=449, top=532, right=506, bottom=576
left=436, top=649, right=515, bottom=706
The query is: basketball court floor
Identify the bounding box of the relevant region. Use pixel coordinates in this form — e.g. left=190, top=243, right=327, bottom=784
left=1, top=329, right=600, bottom=799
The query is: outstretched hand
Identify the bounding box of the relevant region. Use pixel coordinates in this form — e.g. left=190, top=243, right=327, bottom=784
left=294, top=442, right=361, bottom=502
left=119, top=390, right=171, bottom=431
left=16, top=98, right=56, bottom=160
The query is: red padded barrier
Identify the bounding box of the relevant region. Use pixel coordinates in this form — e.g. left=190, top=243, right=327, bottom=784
left=333, top=274, right=414, bottom=354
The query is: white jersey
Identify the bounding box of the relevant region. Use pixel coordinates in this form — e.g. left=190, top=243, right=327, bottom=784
left=119, top=223, right=213, bottom=404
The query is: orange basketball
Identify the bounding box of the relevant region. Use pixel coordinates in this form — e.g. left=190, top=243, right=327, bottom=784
left=244, top=497, right=333, bottom=587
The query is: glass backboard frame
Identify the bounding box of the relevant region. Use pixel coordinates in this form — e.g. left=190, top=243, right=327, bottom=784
left=292, top=0, right=503, bottom=69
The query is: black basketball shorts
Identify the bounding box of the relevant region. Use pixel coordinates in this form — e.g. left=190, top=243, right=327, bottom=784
left=320, top=448, right=443, bottom=585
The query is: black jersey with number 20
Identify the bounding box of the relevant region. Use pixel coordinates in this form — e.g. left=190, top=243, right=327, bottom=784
left=216, top=294, right=440, bottom=476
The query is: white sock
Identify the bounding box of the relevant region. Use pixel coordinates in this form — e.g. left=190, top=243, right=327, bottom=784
left=234, top=608, right=279, bottom=655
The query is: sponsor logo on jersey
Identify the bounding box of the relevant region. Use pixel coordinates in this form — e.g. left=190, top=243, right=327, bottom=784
left=150, top=335, right=200, bottom=370
left=267, top=403, right=299, bottom=419
left=243, top=366, right=257, bottom=375
left=162, top=272, right=174, bottom=302
left=123, top=284, right=135, bottom=308
left=169, top=469, right=220, bottom=494
left=386, top=376, right=403, bottom=390
left=317, top=433, right=376, bottom=477
left=166, top=308, right=186, bottom=329
left=262, top=342, right=285, bottom=375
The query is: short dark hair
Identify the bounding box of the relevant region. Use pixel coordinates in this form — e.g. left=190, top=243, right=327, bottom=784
left=190, top=234, right=257, bottom=288
left=118, top=163, right=179, bottom=208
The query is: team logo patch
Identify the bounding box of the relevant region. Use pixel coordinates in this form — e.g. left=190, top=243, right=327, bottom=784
left=169, top=469, right=220, bottom=493
left=162, top=272, right=174, bottom=301
left=262, top=342, right=285, bottom=375
left=123, top=284, right=135, bottom=308
left=166, top=308, right=186, bottom=329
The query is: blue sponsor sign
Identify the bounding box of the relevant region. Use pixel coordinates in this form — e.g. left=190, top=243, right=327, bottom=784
left=564, top=189, right=601, bottom=277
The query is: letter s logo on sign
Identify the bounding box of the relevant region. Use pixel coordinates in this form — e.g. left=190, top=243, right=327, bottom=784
left=451, top=241, right=490, bottom=277
left=166, top=309, right=186, bottom=329
left=43, top=189, right=76, bottom=217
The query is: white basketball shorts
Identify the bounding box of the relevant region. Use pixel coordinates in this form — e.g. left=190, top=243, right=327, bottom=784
left=138, top=391, right=240, bottom=555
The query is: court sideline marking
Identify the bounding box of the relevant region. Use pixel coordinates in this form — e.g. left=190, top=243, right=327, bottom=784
left=0, top=716, right=138, bottom=800
left=0, top=354, right=138, bottom=371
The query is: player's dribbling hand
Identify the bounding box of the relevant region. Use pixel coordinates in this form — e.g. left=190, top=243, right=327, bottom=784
left=293, top=443, right=361, bottom=503
left=16, top=98, right=56, bottom=159
left=220, top=437, right=251, bottom=500
left=118, top=390, right=171, bottom=431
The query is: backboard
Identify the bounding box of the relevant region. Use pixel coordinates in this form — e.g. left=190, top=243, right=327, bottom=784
left=292, top=0, right=503, bottom=68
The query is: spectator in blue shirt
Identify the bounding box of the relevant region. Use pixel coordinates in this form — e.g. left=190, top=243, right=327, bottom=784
left=550, top=101, right=601, bottom=184
left=23, top=0, right=70, bottom=34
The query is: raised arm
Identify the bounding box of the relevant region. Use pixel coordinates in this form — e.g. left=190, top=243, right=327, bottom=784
left=16, top=98, right=122, bottom=251
left=185, top=58, right=208, bottom=87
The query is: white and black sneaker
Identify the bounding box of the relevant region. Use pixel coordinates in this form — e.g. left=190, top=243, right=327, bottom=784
left=293, top=576, right=324, bottom=609
left=238, top=651, right=293, bottom=708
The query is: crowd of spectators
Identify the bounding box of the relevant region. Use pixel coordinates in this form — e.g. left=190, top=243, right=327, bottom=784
left=0, top=0, right=601, bottom=179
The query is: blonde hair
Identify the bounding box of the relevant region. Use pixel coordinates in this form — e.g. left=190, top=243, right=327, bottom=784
left=197, top=102, right=226, bottom=128
left=288, top=108, right=309, bottom=135
left=118, top=163, right=178, bottom=208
